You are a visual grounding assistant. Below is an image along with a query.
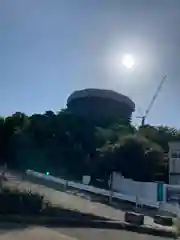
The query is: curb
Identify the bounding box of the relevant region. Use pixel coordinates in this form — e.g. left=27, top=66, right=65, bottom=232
left=0, top=215, right=177, bottom=238
left=154, top=215, right=173, bottom=226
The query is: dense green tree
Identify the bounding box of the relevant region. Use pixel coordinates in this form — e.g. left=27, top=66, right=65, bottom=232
left=0, top=108, right=178, bottom=183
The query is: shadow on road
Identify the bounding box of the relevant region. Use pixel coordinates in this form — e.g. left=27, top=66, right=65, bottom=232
left=0, top=202, right=175, bottom=238
left=42, top=205, right=112, bottom=221
left=44, top=220, right=176, bottom=239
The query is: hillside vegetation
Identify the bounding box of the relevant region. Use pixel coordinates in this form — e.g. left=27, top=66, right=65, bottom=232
left=0, top=110, right=179, bottom=183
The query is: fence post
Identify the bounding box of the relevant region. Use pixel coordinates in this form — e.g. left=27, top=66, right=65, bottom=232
left=135, top=195, right=138, bottom=209
left=175, top=205, right=180, bottom=235
left=64, top=180, right=68, bottom=191
left=109, top=173, right=113, bottom=204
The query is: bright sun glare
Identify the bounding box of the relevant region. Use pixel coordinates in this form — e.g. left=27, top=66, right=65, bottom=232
left=122, top=54, right=135, bottom=69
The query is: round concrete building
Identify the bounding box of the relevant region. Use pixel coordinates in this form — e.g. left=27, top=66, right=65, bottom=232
left=67, top=88, right=135, bottom=125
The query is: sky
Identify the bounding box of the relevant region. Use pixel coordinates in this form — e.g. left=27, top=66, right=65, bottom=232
left=1, top=0, right=180, bottom=127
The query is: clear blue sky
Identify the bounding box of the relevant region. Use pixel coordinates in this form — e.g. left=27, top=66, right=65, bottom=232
left=1, top=0, right=180, bottom=127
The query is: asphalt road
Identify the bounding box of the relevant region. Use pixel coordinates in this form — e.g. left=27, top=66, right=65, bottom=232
left=5, top=174, right=172, bottom=228
left=0, top=225, right=73, bottom=240
left=5, top=174, right=128, bottom=222
left=0, top=225, right=174, bottom=240
left=4, top=173, right=175, bottom=238
left=55, top=227, right=174, bottom=240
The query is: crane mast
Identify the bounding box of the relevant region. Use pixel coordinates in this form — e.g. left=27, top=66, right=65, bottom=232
left=137, top=74, right=167, bottom=127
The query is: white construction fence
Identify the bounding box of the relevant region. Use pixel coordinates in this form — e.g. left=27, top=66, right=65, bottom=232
left=26, top=170, right=180, bottom=215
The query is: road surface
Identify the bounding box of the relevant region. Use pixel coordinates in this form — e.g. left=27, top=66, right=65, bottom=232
left=0, top=225, right=174, bottom=240
left=4, top=173, right=175, bottom=235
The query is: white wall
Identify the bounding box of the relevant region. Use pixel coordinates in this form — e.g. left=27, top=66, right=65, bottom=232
left=169, top=141, right=180, bottom=184
left=112, top=172, right=158, bottom=206
left=112, top=172, right=180, bottom=208
left=27, top=169, right=180, bottom=214
left=169, top=175, right=180, bottom=185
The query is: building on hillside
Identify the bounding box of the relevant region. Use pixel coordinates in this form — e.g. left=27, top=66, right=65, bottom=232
left=168, top=141, right=180, bottom=185
left=67, top=88, right=135, bottom=126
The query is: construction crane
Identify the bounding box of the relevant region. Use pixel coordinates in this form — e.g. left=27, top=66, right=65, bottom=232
left=137, top=74, right=167, bottom=127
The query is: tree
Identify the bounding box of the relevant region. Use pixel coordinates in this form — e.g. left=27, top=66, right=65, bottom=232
left=97, top=134, right=164, bottom=182
left=0, top=107, right=177, bottom=184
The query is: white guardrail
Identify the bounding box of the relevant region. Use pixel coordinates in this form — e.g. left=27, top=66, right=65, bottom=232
left=26, top=169, right=160, bottom=209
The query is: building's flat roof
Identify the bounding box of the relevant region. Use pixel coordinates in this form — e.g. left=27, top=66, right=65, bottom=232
left=67, top=88, right=135, bottom=110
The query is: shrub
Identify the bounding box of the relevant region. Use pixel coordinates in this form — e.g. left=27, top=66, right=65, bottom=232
left=0, top=188, right=44, bottom=215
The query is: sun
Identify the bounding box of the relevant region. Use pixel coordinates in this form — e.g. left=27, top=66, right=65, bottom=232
left=122, top=54, right=135, bottom=69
